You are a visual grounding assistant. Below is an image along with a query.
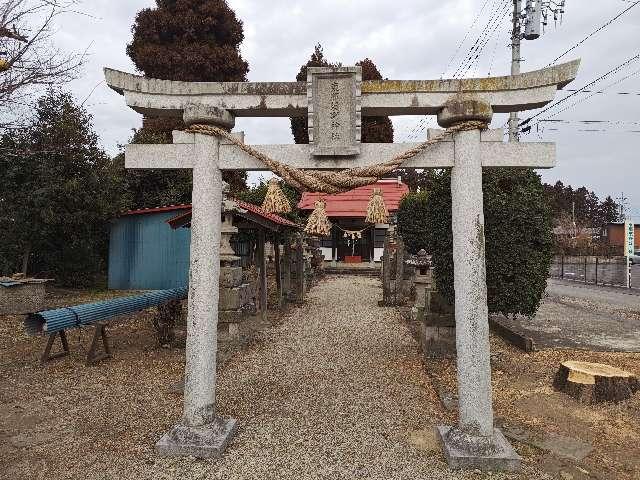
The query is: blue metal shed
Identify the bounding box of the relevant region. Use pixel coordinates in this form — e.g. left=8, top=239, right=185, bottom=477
left=108, top=206, right=192, bottom=290
left=108, top=201, right=300, bottom=291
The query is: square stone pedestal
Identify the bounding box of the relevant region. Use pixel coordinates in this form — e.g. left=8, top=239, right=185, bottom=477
left=156, top=418, right=238, bottom=458
left=436, top=426, right=521, bottom=472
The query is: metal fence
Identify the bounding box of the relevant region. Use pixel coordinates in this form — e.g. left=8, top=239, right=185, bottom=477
left=549, top=255, right=628, bottom=286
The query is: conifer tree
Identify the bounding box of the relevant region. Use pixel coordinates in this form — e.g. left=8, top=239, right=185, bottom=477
left=0, top=90, right=122, bottom=284
left=124, top=0, right=250, bottom=204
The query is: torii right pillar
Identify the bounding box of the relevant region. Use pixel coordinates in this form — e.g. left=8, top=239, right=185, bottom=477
left=435, top=97, right=521, bottom=471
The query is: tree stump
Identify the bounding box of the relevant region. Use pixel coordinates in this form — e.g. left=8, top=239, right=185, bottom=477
left=553, top=361, right=639, bottom=404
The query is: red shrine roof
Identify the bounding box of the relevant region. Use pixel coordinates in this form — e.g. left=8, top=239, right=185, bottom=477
left=298, top=179, right=409, bottom=218
left=165, top=199, right=299, bottom=229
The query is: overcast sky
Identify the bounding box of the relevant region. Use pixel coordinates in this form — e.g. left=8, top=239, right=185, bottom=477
left=50, top=0, right=640, bottom=218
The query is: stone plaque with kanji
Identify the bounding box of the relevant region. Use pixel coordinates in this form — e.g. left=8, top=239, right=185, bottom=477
left=307, top=66, right=361, bottom=156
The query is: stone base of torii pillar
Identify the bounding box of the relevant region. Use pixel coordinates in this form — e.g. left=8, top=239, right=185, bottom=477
left=434, top=97, right=520, bottom=471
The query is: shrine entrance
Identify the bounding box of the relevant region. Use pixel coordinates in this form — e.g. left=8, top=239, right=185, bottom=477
left=335, top=221, right=373, bottom=262
left=105, top=58, right=580, bottom=471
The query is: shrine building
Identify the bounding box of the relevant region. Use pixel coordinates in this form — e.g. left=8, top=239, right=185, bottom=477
left=298, top=178, right=409, bottom=264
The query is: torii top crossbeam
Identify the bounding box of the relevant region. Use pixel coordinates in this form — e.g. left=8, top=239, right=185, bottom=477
left=105, top=61, right=580, bottom=172
left=105, top=59, right=579, bottom=118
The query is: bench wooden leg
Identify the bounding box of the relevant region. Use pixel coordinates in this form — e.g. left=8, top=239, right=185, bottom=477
left=86, top=323, right=112, bottom=366
left=41, top=330, right=70, bottom=363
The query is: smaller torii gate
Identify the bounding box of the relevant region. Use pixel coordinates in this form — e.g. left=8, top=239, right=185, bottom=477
left=105, top=59, right=579, bottom=471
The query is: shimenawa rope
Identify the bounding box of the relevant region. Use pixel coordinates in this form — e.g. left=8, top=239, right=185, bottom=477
left=184, top=120, right=488, bottom=194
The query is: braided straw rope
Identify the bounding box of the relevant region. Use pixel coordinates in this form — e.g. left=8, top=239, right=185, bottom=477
left=185, top=120, right=488, bottom=194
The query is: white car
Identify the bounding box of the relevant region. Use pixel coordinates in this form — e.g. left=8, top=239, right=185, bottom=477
left=631, top=250, right=640, bottom=265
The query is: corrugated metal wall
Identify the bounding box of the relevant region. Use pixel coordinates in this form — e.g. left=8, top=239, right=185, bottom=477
left=108, top=210, right=192, bottom=290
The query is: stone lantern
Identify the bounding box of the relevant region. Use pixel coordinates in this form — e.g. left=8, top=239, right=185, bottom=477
left=414, top=249, right=432, bottom=310
left=217, top=199, right=253, bottom=340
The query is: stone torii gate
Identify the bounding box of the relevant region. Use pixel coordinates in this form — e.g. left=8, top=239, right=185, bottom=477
left=105, top=59, right=579, bottom=470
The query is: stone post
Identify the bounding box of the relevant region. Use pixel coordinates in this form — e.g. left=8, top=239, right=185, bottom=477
left=435, top=97, right=520, bottom=471
left=156, top=106, right=238, bottom=458
left=282, top=238, right=292, bottom=302
left=274, top=233, right=283, bottom=308
left=256, top=228, right=268, bottom=320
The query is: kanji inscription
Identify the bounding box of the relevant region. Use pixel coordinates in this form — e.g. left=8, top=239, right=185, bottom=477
left=307, top=66, right=361, bottom=156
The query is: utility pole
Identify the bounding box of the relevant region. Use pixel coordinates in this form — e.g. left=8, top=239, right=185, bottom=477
left=509, top=0, right=522, bottom=143
left=572, top=200, right=576, bottom=238
left=509, top=1, right=566, bottom=141
left=617, top=192, right=629, bottom=221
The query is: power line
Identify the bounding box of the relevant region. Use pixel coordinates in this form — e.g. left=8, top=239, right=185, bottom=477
left=539, top=119, right=640, bottom=125
left=460, top=1, right=512, bottom=78
left=534, top=68, right=640, bottom=122
left=452, top=0, right=508, bottom=78
left=565, top=88, right=640, bottom=96
left=541, top=127, right=640, bottom=133
left=442, top=0, right=493, bottom=78
left=450, top=0, right=506, bottom=77
left=547, top=1, right=640, bottom=66
left=453, top=0, right=511, bottom=78
left=519, top=53, right=640, bottom=128
left=487, top=16, right=510, bottom=75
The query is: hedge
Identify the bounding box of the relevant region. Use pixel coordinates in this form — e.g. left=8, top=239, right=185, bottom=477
left=398, top=168, right=553, bottom=317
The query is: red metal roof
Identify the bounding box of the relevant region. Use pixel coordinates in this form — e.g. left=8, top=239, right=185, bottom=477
left=298, top=180, right=409, bottom=217
left=165, top=199, right=299, bottom=229
left=121, top=204, right=191, bottom=216
left=233, top=199, right=299, bottom=228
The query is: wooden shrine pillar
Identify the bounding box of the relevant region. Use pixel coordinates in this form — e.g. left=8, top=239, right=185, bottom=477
left=256, top=228, right=268, bottom=320
left=274, top=233, right=283, bottom=308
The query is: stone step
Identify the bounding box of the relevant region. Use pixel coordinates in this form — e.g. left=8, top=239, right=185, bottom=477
left=324, top=267, right=381, bottom=277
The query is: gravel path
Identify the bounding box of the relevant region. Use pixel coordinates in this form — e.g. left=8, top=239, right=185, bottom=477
left=212, top=275, right=461, bottom=479
left=163, top=275, right=534, bottom=479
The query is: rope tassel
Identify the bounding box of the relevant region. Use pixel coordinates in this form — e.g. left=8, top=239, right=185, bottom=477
left=366, top=188, right=389, bottom=224
left=304, top=200, right=332, bottom=237
left=261, top=178, right=292, bottom=214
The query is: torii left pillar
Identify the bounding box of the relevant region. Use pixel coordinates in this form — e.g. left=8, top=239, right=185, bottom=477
left=156, top=106, right=238, bottom=458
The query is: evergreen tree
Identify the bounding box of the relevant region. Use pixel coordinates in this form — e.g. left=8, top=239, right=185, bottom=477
left=600, top=195, right=621, bottom=225
left=0, top=90, right=122, bottom=285
left=399, top=168, right=553, bottom=317
left=127, top=0, right=249, bottom=82
left=356, top=58, right=394, bottom=143
left=543, top=180, right=620, bottom=229
left=123, top=0, right=250, bottom=206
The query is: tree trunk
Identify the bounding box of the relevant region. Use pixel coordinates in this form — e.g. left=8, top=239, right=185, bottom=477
left=153, top=300, right=182, bottom=347
left=553, top=361, right=639, bottom=404
left=21, top=242, right=31, bottom=276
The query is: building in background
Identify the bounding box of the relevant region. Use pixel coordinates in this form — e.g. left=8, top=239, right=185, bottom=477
left=603, top=222, right=640, bottom=251
left=298, top=179, right=409, bottom=263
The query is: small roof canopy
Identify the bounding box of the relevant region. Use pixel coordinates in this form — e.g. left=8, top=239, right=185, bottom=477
left=166, top=198, right=299, bottom=232
left=298, top=179, right=409, bottom=218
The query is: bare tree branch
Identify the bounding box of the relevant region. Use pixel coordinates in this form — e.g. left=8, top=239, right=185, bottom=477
left=0, top=0, right=85, bottom=128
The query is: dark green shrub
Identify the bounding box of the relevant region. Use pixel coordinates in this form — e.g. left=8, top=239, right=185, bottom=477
left=399, top=168, right=553, bottom=316
left=397, top=191, right=430, bottom=254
